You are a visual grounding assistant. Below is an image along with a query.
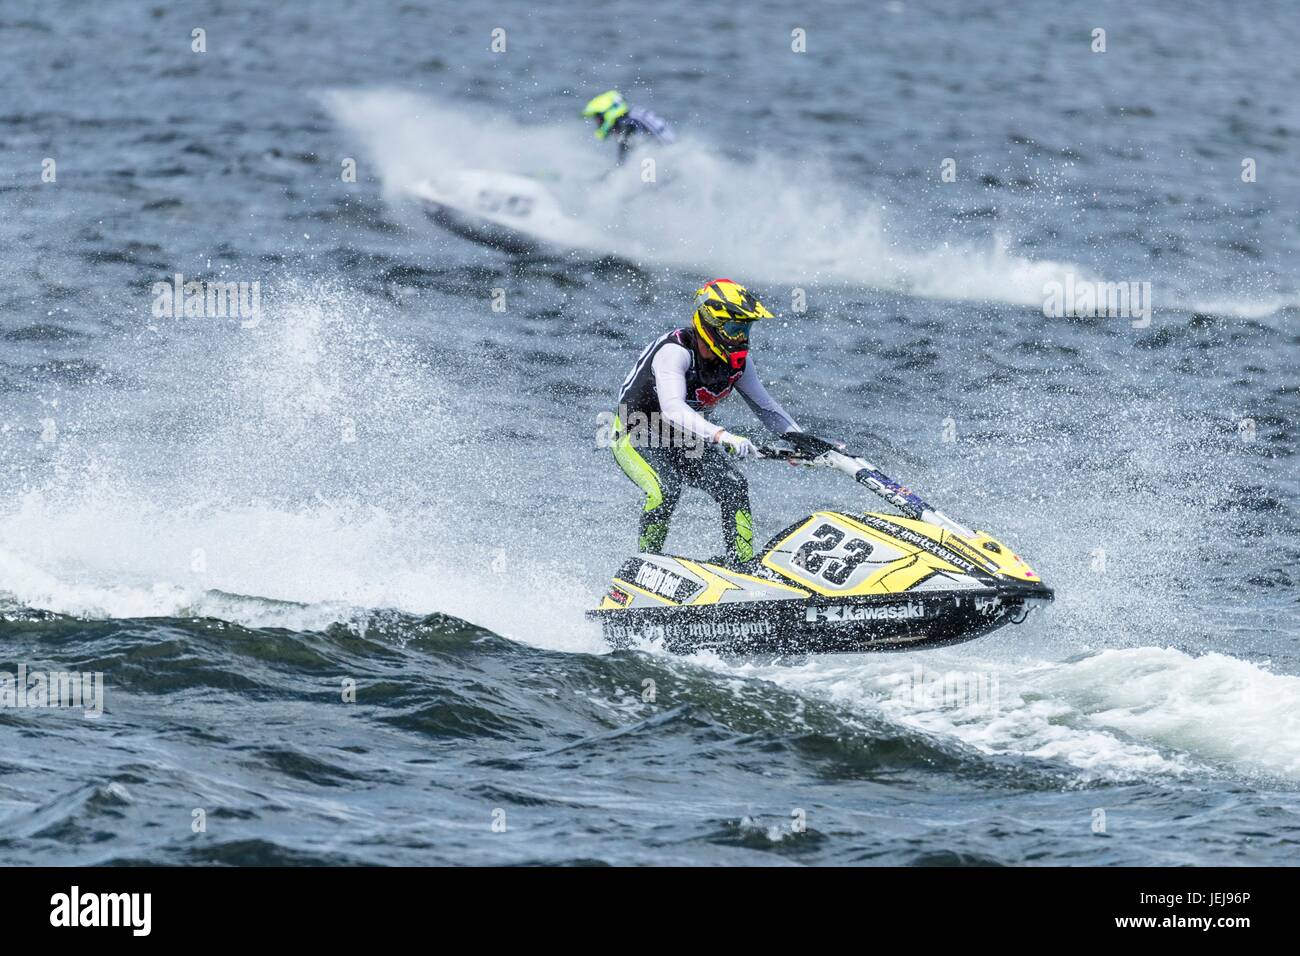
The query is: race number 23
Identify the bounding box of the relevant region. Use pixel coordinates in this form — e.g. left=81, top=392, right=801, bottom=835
left=792, top=524, right=873, bottom=585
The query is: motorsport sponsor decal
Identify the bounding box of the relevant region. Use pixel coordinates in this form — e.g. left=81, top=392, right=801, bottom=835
left=607, top=587, right=631, bottom=607
left=602, top=619, right=775, bottom=643
left=854, top=515, right=983, bottom=575
left=939, top=536, right=1001, bottom=574
left=806, top=602, right=927, bottom=624
left=617, top=558, right=702, bottom=603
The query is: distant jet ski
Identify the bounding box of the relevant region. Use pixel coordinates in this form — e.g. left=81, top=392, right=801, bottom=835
left=406, top=171, right=600, bottom=255
left=588, top=433, right=1053, bottom=653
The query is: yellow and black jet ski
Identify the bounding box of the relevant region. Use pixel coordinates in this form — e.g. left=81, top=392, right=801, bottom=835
left=588, top=434, right=1053, bottom=653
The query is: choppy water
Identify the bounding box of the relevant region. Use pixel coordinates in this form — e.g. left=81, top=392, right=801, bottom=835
left=1, top=0, right=1297, bottom=865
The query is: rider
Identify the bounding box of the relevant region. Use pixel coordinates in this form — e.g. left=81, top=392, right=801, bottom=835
left=581, top=90, right=675, bottom=165
left=611, top=279, right=801, bottom=569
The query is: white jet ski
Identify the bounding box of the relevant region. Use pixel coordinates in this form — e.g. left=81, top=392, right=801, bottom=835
left=406, top=170, right=600, bottom=255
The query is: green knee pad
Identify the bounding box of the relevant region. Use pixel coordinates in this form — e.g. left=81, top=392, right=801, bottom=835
left=639, top=521, right=669, bottom=554
left=734, top=510, right=754, bottom=561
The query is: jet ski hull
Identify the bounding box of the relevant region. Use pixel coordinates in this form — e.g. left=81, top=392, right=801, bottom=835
left=589, top=508, right=1054, bottom=654
left=406, top=173, right=596, bottom=256
left=590, top=586, right=1052, bottom=653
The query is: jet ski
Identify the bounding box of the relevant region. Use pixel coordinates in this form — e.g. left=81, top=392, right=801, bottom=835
left=588, top=434, right=1053, bottom=653
left=406, top=170, right=599, bottom=255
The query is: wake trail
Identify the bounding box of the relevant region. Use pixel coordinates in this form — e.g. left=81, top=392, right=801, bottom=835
left=326, top=88, right=1299, bottom=319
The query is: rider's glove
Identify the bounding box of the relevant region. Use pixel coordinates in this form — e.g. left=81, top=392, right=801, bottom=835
left=717, top=431, right=757, bottom=459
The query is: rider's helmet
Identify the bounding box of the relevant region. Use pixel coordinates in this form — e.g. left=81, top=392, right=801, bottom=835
left=692, top=278, right=773, bottom=370
left=581, top=90, right=630, bottom=140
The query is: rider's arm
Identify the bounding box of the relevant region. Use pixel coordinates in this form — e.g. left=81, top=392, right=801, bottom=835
left=632, top=108, right=675, bottom=145
left=652, top=344, right=722, bottom=442
left=737, top=361, right=801, bottom=435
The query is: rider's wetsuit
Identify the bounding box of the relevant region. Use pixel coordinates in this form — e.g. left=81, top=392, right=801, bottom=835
left=609, top=108, right=675, bottom=165
left=612, top=327, right=799, bottom=563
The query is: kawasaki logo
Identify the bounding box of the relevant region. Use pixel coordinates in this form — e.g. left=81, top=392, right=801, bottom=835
left=806, top=603, right=927, bottom=624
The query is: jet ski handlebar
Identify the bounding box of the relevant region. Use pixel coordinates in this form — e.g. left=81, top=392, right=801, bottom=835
left=757, top=432, right=974, bottom=536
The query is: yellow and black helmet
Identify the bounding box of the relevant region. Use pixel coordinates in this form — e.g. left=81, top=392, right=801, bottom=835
left=692, top=278, right=773, bottom=369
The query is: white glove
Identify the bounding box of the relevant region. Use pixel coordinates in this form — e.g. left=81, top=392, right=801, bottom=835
left=716, top=431, right=757, bottom=459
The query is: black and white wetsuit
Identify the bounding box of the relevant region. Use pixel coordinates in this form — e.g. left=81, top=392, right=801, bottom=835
left=611, top=327, right=800, bottom=564
left=617, top=327, right=799, bottom=441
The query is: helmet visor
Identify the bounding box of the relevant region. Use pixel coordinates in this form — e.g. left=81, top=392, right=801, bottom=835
left=703, top=321, right=750, bottom=369
left=714, top=320, right=752, bottom=347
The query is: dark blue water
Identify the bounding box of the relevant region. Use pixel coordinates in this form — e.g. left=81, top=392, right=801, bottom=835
left=1, top=0, right=1297, bottom=865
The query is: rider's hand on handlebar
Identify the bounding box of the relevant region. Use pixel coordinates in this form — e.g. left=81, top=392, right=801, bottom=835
left=716, top=431, right=757, bottom=459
